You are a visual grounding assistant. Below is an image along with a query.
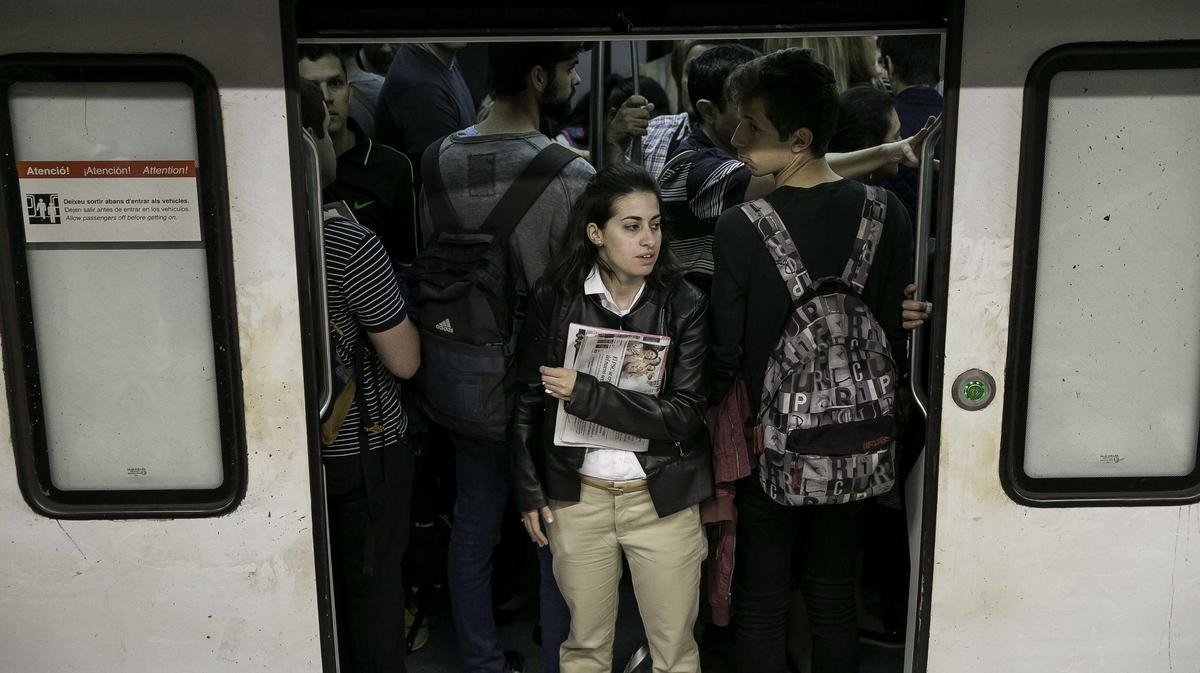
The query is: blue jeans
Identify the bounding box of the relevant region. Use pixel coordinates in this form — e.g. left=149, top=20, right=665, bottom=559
left=448, top=432, right=513, bottom=673
left=538, top=545, right=571, bottom=673
left=538, top=539, right=647, bottom=673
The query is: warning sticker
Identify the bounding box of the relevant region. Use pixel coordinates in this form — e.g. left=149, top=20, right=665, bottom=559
left=18, top=160, right=202, bottom=244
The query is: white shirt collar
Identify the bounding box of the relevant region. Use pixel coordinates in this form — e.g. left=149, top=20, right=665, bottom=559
left=584, top=265, right=646, bottom=318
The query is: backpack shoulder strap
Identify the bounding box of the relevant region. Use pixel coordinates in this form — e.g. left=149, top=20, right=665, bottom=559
left=841, top=184, right=889, bottom=294
left=479, top=142, right=580, bottom=243
left=739, top=198, right=814, bottom=303
left=421, top=135, right=463, bottom=230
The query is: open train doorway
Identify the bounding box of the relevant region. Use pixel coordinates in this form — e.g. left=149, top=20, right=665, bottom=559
left=285, top=4, right=955, bottom=671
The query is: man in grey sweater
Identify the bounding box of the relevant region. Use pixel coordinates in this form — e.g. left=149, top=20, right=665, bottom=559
left=420, top=41, right=593, bottom=673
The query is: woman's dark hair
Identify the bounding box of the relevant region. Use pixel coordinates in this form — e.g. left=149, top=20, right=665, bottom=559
left=488, top=42, right=586, bottom=98
left=726, top=48, right=839, bottom=157
left=543, top=163, right=681, bottom=295
left=298, top=79, right=327, bottom=137
left=829, top=85, right=895, bottom=153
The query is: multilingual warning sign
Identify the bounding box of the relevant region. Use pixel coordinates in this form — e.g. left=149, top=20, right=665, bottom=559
left=18, top=160, right=201, bottom=244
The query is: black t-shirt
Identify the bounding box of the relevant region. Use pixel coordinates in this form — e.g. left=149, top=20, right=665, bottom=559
left=325, top=119, right=419, bottom=267
left=709, top=179, right=913, bottom=409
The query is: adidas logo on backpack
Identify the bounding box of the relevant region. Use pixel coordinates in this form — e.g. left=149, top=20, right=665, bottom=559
left=435, top=319, right=454, bottom=334
left=741, top=185, right=897, bottom=506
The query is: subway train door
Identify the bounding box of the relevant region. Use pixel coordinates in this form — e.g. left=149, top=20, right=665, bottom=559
left=0, top=2, right=331, bottom=672
left=920, top=0, right=1200, bottom=671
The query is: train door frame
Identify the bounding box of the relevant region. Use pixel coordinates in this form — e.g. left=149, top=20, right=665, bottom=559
left=282, top=2, right=964, bottom=672
left=0, top=3, right=330, bottom=671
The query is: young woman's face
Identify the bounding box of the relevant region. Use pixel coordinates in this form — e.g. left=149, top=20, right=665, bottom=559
left=589, top=191, right=661, bottom=281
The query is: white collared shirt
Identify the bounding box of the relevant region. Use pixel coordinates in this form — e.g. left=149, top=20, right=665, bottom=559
left=577, top=266, right=648, bottom=481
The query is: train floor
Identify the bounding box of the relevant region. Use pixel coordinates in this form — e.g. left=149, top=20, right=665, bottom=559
left=402, top=573, right=905, bottom=673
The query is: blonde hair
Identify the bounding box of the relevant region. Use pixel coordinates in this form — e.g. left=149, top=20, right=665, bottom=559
left=762, top=36, right=883, bottom=92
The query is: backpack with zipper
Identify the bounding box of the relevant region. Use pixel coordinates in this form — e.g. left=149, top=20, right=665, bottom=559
left=408, top=138, right=579, bottom=439
left=740, top=184, right=898, bottom=506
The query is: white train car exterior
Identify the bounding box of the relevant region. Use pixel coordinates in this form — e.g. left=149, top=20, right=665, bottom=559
left=0, top=1, right=1198, bottom=672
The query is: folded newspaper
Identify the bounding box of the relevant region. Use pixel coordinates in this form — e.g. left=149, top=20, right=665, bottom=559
left=553, top=323, right=671, bottom=453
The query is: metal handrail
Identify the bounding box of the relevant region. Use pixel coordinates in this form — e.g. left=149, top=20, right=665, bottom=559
left=589, top=41, right=607, bottom=168
left=909, top=114, right=944, bottom=420
left=627, top=40, right=643, bottom=166
left=300, top=131, right=334, bottom=418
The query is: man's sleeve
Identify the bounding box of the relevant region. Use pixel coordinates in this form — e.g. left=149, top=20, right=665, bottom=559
left=344, top=230, right=408, bottom=333
left=687, top=154, right=753, bottom=224
left=708, top=206, right=753, bottom=404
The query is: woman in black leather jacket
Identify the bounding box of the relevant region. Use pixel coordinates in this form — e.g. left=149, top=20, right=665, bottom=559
left=510, top=163, right=712, bottom=673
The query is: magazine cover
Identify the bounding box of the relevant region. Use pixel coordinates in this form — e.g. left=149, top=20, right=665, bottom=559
left=553, top=323, right=671, bottom=452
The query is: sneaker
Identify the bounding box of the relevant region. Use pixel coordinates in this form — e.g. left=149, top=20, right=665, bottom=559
left=504, top=649, right=526, bottom=673
left=404, top=605, right=430, bottom=653
left=623, top=642, right=652, bottom=673
left=859, top=626, right=905, bottom=649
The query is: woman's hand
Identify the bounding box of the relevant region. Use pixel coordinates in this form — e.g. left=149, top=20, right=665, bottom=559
left=902, top=283, right=934, bottom=330
left=540, top=366, right=578, bottom=401
left=521, top=507, right=555, bottom=547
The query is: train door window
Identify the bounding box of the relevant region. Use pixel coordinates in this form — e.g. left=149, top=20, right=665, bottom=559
left=1003, top=42, right=1200, bottom=505
left=0, top=56, right=245, bottom=517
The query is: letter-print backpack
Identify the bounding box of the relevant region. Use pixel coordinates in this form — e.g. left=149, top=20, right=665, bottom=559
left=740, top=185, right=897, bottom=506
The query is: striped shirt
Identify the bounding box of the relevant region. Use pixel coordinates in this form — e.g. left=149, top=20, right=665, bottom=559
left=628, top=112, right=691, bottom=181
left=659, top=126, right=751, bottom=278
left=323, top=215, right=409, bottom=459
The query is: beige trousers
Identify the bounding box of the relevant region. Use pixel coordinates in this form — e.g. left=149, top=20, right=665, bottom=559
left=548, top=484, right=707, bottom=673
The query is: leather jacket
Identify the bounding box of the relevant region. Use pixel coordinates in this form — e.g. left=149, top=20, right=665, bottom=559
left=509, top=277, right=714, bottom=518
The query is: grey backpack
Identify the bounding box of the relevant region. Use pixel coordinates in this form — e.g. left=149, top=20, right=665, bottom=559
left=741, top=185, right=897, bottom=506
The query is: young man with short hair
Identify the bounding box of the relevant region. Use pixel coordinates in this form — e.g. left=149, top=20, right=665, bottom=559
left=710, top=48, right=915, bottom=673
left=660, top=43, right=931, bottom=292
left=419, top=42, right=594, bottom=673
left=299, top=45, right=419, bottom=266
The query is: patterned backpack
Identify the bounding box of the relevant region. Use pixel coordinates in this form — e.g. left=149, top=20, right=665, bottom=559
left=740, top=185, right=897, bottom=506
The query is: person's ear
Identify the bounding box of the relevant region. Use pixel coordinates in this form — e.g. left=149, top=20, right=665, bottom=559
left=302, top=127, right=316, bottom=141
left=791, top=128, right=814, bottom=154
left=586, top=222, right=604, bottom=247
left=695, top=99, right=716, bottom=124
left=529, top=64, right=549, bottom=94
left=884, top=55, right=895, bottom=78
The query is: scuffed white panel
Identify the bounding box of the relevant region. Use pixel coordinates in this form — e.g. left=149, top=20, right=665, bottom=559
left=28, top=248, right=225, bottom=490
left=1025, top=68, right=1200, bottom=478
left=929, top=1, right=1200, bottom=672
left=0, top=1, right=322, bottom=672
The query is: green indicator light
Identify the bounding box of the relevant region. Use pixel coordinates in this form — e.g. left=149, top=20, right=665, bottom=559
left=963, top=380, right=987, bottom=402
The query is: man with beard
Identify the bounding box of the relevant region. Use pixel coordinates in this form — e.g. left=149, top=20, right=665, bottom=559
left=418, top=41, right=592, bottom=673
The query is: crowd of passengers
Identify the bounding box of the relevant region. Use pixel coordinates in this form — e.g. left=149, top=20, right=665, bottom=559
left=296, top=35, right=944, bottom=673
